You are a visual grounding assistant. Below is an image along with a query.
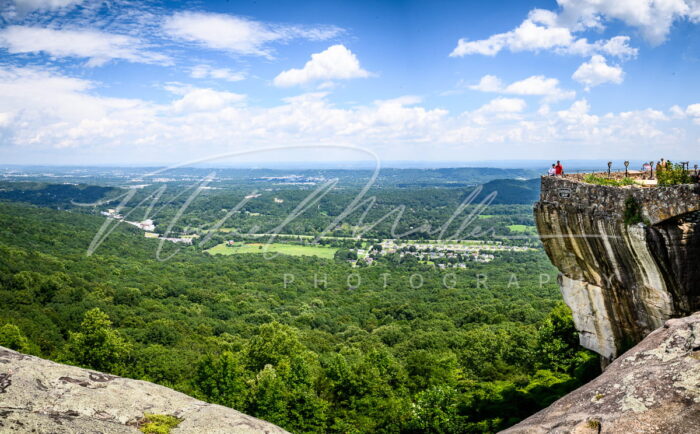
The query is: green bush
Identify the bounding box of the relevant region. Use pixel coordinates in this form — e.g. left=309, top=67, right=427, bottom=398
left=657, top=161, right=692, bottom=186
left=623, top=196, right=643, bottom=225
left=139, top=414, right=181, bottom=434
left=583, top=174, right=636, bottom=187
left=0, top=323, right=33, bottom=353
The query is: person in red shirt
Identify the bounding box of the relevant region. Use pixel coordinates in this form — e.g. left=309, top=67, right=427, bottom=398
left=555, top=161, right=563, bottom=176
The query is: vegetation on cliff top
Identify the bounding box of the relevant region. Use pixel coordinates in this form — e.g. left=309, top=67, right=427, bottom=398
left=582, top=174, right=636, bottom=187
left=657, top=162, right=693, bottom=186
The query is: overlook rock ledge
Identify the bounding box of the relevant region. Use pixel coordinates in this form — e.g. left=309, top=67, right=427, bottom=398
left=502, top=312, right=700, bottom=434
left=534, top=176, right=700, bottom=361
left=0, top=346, right=288, bottom=433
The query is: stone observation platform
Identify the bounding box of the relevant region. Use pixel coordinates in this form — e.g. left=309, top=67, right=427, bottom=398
left=540, top=174, right=700, bottom=224
left=534, top=174, right=700, bottom=362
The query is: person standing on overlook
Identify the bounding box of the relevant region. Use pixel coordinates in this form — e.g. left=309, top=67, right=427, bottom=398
left=555, top=161, right=564, bottom=176
left=548, top=164, right=556, bottom=176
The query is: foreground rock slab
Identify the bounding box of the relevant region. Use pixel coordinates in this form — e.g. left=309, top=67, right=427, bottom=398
left=0, top=346, right=288, bottom=433
left=502, top=312, right=700, bottom=434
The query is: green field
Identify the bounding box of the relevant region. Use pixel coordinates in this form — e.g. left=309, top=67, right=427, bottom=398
left=507, top=224, right=537, bottom=233
left=207, top=242, right=338, bottom=259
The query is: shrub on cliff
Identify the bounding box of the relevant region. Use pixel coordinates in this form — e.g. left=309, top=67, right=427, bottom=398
left=623, top=196, right=643, bottom=225
left=657, top=161, right=692, bottom=185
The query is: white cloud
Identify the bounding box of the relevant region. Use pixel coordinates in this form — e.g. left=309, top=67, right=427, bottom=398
left=687, top=103, right=700, bottom=124
left=450, top=8, right=637, bottom=58
left=0, top=66, right=152, bottom=148
left=669, top=105, right=687, bottom=118
left=189, top=65, right=246, bottom=82
left=469, top=75, right=503, bottom=92
left=469, top=75, right=575, bottom=102
left=598, top=36, right=638, bottom=58
left=505, top=75, right=576, bottom=102
left=0, top=25, right=170, bottom=66
left=168, top=87, right=246, bottom=113
left=686, top=103, right=700, bottom=117
left=162, top=11, right=342, bottom=57
left=478, top=97, right=527, bottom=113
left=557, top=0, right=696, bottom=45
left=450, top=10, right=573, bottom=57
left=273, top=45, right=370, bottom=87
left=0, top=66, right=697, bottom=162
left=572, top=55, right=624, bottom=89
left=449, top=0, right=700, bottom=60
left=5, top=0, right=83, bottom=16
left=0, top=111, right=14, bottom=127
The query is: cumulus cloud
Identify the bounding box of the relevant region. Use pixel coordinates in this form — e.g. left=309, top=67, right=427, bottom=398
left=189, top=65, right=246, bottom=82
left=449, top=0, right=700, bottom=59
left=3, top=0, right=83, bottom=17
left=162, top=11, right=342, bottom=57
left=0, top=66, right=696, bottom=162
left=273, top=45, right=370, bottom=87
left=168, top=87, right=246, bottom=113
left=478, top=97, right=527, bottom=113
left=687, top=103, right=700, bottom=124
left=470, top=75, right=575, bottom=102
left=469, top=75, right=503, bottom=92
left=0, top=66, right=152, bottom=149
left=450, top=9, right=638, bottom=58
left=686, top=103, right=700, bottom=117
left=572, top=55, right=624, bottom=89
left=557, top=0, right=698, bottom=45
left=450, top=10, right=574, bottom=56
left=0, top=25, right=170, bottom=66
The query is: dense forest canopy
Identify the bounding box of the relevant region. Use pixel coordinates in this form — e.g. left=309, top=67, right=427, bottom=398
left=0, top=168, right=597, bottom=433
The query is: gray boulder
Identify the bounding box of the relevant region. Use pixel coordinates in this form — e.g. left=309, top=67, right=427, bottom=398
left=502, top=312, right=700, bottom=433
left=0, top=346, right=288, bottom=433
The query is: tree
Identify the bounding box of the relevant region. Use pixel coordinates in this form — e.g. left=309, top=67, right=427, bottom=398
left=194, top=351, right=247, bottom=409
left=245, top=322, right=305, bottom=371
left=246, top=365, right=289, bottom=427
left=407, top=385, right=460, bottom=433
left=534, top=303, right=579, bottom=373
left=0, top=323, right=33, bottom=354
left=62, top=308, right=131, bottom=373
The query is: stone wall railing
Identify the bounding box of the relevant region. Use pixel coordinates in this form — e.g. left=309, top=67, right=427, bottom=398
left=539, top=176, right=700, bottom=225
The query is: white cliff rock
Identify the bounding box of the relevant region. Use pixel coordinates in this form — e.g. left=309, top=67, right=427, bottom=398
left=534, top=176, right=700, bottom=361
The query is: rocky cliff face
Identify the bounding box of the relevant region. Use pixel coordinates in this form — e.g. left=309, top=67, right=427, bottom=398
left=534, top=176, right=700, bottom=361
left=502, top=312, right=700, bottom=433
left=0, top=346, right=288, bottom=433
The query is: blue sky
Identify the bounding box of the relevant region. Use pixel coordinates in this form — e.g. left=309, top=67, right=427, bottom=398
left=0, top=0, right=699, bottom=165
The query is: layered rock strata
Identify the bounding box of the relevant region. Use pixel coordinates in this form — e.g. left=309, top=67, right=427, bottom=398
left=534, top=176, right=700, bottom=361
